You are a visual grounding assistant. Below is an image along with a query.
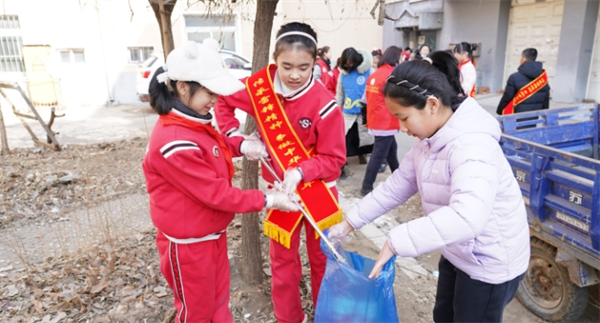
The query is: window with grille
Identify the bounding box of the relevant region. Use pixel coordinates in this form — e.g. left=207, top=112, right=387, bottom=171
left=0, top=15, right=25, bottom=73
left=128, top=46, right=154, bottom=64
left=59, top=49, right=85, bottom=63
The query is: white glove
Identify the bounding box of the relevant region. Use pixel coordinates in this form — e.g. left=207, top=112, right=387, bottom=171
left=328, top=220, right=354, bottom=245
left=245, top=131, right=261, bottom=141
left=240, top=140, right=268, bottom=160
left=283, top=168, right=303, bottom=195
left=265, top=190, right=300, bottom=212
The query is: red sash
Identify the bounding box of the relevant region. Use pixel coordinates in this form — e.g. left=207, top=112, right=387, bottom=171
left=247, top=65, right=342, bottom=248
left=502, top=70, right=548, bottom=115
left=459, top=59, right=476, bottom=98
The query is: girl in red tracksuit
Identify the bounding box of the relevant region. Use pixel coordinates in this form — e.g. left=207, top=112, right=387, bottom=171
left=215, top=22, right=346, bottom=323
left=315, top=46, right=335, bottom=95
left=142, top=41, right=298, bottom=323
left=360, top=46, right=402, bottom=196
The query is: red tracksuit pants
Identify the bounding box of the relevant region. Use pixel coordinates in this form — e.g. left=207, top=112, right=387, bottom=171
left=270, top=187, right=338, bottom=323
left=156, top=231, right=232, bottom=323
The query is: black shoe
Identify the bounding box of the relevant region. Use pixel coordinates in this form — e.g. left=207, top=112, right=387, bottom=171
left=360, top=186, right=372, bottom=196
left=378, top=163, right=386, bottom=173
left=358, top=155, right=367, bottom=165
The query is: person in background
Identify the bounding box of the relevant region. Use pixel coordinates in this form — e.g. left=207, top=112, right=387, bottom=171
left=453, top=42, right=478, bottom=98
left=360, top=46, right=402, bottom=196
left=401, top=47, right=412, bottom=62
left=314, top=46, right=336, bottom=95
left=329, top=51, right=529, bottom=323
left=215, top=22, right=346, bottom=323
left=337, top=47, right=373, bottom=174
left=371, top=48, right=383, bottom=71
left=331, top=56, right=342, bottom=94
left=496, top=48, right=549, bottom=130
left=415, top=44, right=431, bottom=60
left=142, top=41, right=298, bottom=322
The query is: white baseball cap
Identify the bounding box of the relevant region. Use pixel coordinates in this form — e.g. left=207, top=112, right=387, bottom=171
left=156, top=40, right=245, bottom=96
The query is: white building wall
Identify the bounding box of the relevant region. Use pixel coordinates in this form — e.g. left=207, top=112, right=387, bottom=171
left=2, top=0, right=377, bottom=110
left=1, top=0, right=161, bottom=107
left=279, top=0, right=383, bottom=63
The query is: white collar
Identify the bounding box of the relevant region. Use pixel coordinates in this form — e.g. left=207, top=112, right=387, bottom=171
left=273, top=70, right=314, bottom=101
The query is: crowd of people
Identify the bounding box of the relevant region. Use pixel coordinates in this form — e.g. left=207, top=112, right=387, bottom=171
left=140, top=20, right=550, bottom=323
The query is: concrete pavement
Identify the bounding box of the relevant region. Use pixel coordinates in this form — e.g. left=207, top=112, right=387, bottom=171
left=0, top=93, right=581, bottom=152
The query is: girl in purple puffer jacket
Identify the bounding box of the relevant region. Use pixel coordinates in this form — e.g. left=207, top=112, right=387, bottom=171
left=329, top=51, right=529, bottom=323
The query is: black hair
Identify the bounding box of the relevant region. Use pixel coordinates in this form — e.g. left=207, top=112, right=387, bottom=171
left=522, top=48, right=537, bottom=62
left=371, top=49, right=382, bottom=58
left=378, top=46, right=402, bottom=68
left=340, top=47, right=363, bottom=72
left=317, top=46, right=330, bottom=60
left=335, top=56, right=342, bottom=68
left=384, top=51, right=466, bottom=110
left=415, top=44, right=432, bottom=60
left=404, top=47, right=411, bottom=51
left=453, top=42, right=478, bottom=63
left=274, top=22, right=318, bottom=60
left=148, top=66, right=203, bottom=115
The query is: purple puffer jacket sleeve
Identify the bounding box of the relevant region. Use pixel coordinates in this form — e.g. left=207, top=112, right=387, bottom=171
left=346, top=147, right=419, bottom=229
left=387, top=138, right=499, bottom=257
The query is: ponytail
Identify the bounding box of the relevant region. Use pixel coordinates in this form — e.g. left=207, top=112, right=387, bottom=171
left=149, top=66, right=204, bottom=115
left=454, top=42, right=477, bottom=64
left=317, top=46, right=330, bottom=60
left=149, top=66, right=175, bottom=115
left=384, top=51, right=466, bottom=110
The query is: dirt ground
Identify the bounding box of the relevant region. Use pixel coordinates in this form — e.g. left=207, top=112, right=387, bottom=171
left=1, top=140, right=599, bottom=322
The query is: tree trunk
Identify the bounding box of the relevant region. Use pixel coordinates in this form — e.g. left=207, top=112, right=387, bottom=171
left=149, top=0, right=176, bottom=60
left=240, top=0, right=279, bottom=284
left=0, top=101, right=10, bottom=155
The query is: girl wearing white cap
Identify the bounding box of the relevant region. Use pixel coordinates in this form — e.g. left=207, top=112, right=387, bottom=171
left=142, top=41, right=299, bottom=323
left=216, top=22, right=346, bottom=323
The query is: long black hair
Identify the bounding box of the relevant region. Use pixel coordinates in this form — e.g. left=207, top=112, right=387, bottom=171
left=273, top=22, right=318, bottom=60
left=384, top=51, right=466, bottom=110
left=148, top=66, right=203, bottom=115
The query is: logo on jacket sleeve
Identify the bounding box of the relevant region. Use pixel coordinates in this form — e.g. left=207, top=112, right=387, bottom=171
left=213, top=146, right=219, bottom=158
left=299, top=118, right=312, bottom=129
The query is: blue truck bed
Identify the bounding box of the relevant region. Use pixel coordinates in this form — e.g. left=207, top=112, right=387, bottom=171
left=497, top=105, right=600, bottom=271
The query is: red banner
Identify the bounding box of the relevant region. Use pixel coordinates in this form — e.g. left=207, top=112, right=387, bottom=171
left=247, top=65, right=342, bottom=248
left=503, top=70, right=548, bottom=115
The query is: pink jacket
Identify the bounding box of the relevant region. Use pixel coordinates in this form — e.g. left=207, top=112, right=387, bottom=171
left=346, top=98, right=530, bottom=284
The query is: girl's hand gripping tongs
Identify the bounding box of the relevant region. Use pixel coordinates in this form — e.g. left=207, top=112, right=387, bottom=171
left=259, top=157, right=346, bottom=264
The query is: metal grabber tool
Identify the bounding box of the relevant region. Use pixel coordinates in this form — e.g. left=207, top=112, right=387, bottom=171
left=259, top=157, right=346, bottom=264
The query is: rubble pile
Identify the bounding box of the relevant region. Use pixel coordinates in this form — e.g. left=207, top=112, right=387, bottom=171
left=0, top=139, right=148, bottom=229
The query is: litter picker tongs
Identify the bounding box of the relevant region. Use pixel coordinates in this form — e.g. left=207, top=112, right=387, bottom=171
left=259, top=157, right=346, bottom=264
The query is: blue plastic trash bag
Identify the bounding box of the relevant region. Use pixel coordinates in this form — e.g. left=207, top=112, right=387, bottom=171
left=314, top=235, right=399, bottom=323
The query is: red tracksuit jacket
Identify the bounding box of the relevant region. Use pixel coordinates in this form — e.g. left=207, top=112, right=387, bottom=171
left=142, top=110, right=265, bottom=239
left=316, top=58, right=335, bottom=95
left=215, top=66, right=346, bottom=184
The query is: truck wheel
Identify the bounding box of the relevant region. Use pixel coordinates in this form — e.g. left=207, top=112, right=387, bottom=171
left=516, top=238, right=588, bottom=322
